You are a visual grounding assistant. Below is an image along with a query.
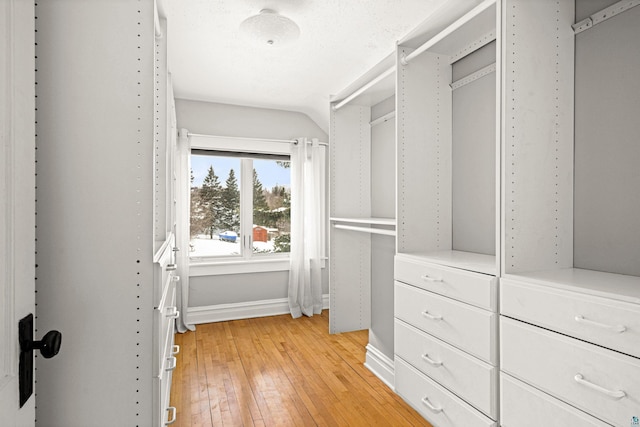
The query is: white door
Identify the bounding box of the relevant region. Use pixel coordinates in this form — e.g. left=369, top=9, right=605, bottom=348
left=0, top=0, right=36, bottom=425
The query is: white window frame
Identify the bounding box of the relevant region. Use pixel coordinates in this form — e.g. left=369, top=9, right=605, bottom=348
left=187, top=134, right=293, bottom=276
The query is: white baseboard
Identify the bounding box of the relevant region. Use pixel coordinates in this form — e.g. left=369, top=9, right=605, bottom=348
left=364, top=344, right=395, bottom=391
left=187, top=294, right=330, bottom=324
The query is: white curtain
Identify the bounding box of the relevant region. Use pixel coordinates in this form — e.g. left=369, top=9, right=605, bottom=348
left=175, top=129, right=195, bottom=333
left=288, top=138, right=324, bottom=318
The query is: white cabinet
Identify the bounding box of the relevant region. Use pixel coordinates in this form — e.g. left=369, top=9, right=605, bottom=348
left=153, top=239, right=179, bottom=426
left=394, top=260, right=498, bottom=424
left=499, top=1, right=640, bottom=425
left=333, top=0, right=639, bottom=425
left=393, top=1, right=500, bottom=425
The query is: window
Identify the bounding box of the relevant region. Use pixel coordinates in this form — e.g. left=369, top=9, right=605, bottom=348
left=188, top=139, right=292, bottom=265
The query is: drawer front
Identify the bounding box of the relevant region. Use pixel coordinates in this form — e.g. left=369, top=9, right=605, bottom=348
left=501, top=317, right=640, bottom=427
left=501, top=278, right=640, bottom=358
left=155, top=277, right=178, bottom=378
left=395, top=320, right=498, bottom=418
left=395, top=358, right=497, bottom=427
left=500, top=374, right=610, bottom=427
left=154, top=372, right=176, bottom=427
left=395, top=256, right=497, bottom=310
left=395, top=281, right=497, bottom=364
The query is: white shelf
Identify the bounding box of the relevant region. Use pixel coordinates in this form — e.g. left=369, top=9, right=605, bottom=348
left=399, top=250, right=496, bottom=276
left=505, top=268, right=640, bottom=305
left=331, top=217, right=396, bottom=237
left=330, top=217, right=396, bottom=226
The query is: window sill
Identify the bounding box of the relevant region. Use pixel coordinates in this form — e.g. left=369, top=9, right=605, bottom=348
left=189, top=257, right=291, bottom=277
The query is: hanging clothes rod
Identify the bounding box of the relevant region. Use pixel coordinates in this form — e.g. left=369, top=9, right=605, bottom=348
left=573, top=0, right=639, bottom=34
left=332, top=66, right=395, bottom=111
left=400, top=0, right=495, bottom=66
left=187, top=133, right=328, bottom=146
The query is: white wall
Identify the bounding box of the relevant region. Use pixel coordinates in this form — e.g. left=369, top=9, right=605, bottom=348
left=175, top=99, right=329, bottom=308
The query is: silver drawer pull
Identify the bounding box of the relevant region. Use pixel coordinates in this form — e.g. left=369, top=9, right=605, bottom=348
left=165, top=356, right=177, bottom=372
left=421, top=310, right=443, bottom=321
left=172, top=345, right=180, bottom=356
left=574, top=374, right=626, bottom=399
left=421, top=397, right=443, bottom=413
left=165, top=406, right=177, bottom=425
left=421, top=353, right=443, bottom=367
left=420, top=274, right=443, bottom=283
left=165, top=306, right=179, bottom=319
left=574, top=315, right=626, bottom=333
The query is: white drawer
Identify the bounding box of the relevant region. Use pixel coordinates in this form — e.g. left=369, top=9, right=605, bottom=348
left=395, top=320, right=498, bottom=418
left=395, top=358, right=497, bottom=427
left=501, top=278, right=640, bottom=358
left=154, top=372, right=177, bottom=426
left=395, top=255, right=497, bottom=311
left=501, top=317, right=640, bottom=427
left=500, top=373, right=610, bottom=427
left=395, top=281, right=498, bottom=364
left=155, top=277, right=178, bottom=378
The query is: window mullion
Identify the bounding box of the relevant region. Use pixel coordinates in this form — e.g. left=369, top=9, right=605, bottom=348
left=241, top=158, right=254, bottom=259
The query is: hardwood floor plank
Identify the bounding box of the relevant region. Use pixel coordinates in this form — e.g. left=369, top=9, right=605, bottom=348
left=170, top=311, right=432, bottom=427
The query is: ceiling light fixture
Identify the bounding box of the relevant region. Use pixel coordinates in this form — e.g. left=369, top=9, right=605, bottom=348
left=240, top=9, right=300, bottom=47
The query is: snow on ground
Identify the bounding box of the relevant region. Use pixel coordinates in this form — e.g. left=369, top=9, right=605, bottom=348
left=189, top=234, right=275, bottom=257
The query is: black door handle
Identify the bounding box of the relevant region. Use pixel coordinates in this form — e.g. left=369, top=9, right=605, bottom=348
left=18, top=314, right=62, bottom=407
left=32, top=330, right=62, bottom=359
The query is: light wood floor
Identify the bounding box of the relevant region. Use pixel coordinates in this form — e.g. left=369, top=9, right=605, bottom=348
left=170, top=311, right=432, bottom=427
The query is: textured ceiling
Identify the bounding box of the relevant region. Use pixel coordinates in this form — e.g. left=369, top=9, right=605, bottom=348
left=163, top=0, right=450, bottom=132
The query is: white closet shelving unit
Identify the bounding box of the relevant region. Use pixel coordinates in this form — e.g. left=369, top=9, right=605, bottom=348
left=393, top=1, right=500, bottom=425
left=152, top=12, right=179, bottom=426
left=499, top=1, right=640, bottom=425
left=329, top=54, right=397, bottom=385
left=34, top=1, right=176, bottom=425
left=396, top=0, right=499, bottom=275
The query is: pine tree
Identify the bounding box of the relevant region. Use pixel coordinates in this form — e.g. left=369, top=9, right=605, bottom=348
left=190, top=187, right=202, bottom=237
left=220, top=168, right=240, bottom=232
left=253, top=168, right=270, bottom=227
left=200, top=165, right=223, bottom=238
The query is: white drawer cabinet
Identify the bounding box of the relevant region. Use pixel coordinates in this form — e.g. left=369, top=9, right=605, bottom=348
left=156, top=274, right=178, bottom=378
left=154, top=236, right=178, bottom=426
left=395, top=281, right=498, bottom=364
left=501, top=278, right=640, bottom=358
left=501, top=317, right=640, bottom=427
left=395, top=255, right=497, bottom=310
left=500, top=373, right=610, bottom=427
left=395, top=359, right=497, bottom=427
left=394, top=253, right=498, bottom=425
left=395, top=319, right=498, bottom=418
